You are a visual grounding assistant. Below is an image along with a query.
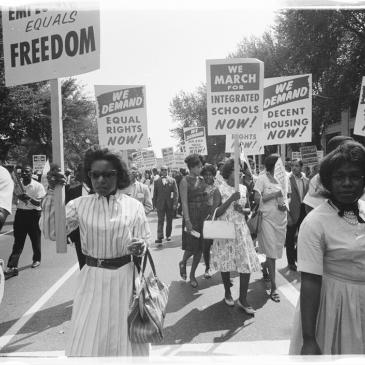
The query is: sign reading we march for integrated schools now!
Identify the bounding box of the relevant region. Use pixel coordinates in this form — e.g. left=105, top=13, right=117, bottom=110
left=354, top=77, right=365, bottom=137
left=183, top=127, right=207, bottom=155
left=206, top=58, right=264, bottom=154
left=95, top=85, right=148, bottom=151
left=2, top=5, right=100, bottom=86
left=263, top=75, right=312, bottom=146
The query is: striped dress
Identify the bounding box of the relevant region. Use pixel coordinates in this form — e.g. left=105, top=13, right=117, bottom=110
left=40, top=189, right=151, bottom=357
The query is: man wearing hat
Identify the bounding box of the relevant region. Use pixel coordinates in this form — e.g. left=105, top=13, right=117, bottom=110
left=153, top=166, right=178, bottom=246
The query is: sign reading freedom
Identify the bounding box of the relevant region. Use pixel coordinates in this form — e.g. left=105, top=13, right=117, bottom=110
left=2, top=5, right=100, bottom=86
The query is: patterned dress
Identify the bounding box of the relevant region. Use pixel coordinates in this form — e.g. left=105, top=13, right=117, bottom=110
left=211, top=182, right=261, bottom=273
left=41, top=190, right=151, bottom=357
left=181, top=175, right=209, bottom=253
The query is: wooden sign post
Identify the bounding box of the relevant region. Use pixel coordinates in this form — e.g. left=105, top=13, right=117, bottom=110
left=50, top=79, right=67, bottom=253
left=234, top=134, right=240, bottom=192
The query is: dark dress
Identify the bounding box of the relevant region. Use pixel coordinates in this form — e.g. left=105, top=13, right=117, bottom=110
left=181, top=175, right=209, bottom=253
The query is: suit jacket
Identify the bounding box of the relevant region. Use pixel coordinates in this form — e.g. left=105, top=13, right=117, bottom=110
left=122, top=181, right=153, bottom=215
left=153, top=176, right=178, bottom=210
left=288, top=173, right=309, bottom=226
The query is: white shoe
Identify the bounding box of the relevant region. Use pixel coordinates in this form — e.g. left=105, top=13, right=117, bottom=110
left=224, top=296, right=235, bottom=307
left=236, top=299, right=256, bottom=314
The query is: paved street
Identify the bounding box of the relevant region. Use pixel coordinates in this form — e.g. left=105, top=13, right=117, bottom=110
left=0, top=211, right=301, bottom=357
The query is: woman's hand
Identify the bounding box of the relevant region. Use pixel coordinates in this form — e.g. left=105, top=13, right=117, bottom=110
left=301, top=339, right=322, bottom=355
left=278, top=204, right=287, bottom=212
left=47, top=165, right=67, bottom=189
left=127, top=238, right=147, bottom=257
left=185, top=219, right=193, bottom=232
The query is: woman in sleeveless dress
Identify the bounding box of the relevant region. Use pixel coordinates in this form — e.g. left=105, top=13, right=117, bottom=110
left=179, top=154, right=209, bottom=288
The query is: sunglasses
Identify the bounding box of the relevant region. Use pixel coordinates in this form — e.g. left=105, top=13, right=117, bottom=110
left=88, top=170, right=117, bottom=179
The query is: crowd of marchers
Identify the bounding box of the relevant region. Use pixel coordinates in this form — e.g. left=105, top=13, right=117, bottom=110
left=0, top=135, right=364, bottom=356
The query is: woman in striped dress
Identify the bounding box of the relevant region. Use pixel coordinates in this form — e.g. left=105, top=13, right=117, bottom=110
left=40, top=147, right=151, bottom=357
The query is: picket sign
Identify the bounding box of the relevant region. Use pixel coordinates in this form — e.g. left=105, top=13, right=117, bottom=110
left=50, top=79, right=67, bottom=253
left=234, top=135, right=240, bottom=192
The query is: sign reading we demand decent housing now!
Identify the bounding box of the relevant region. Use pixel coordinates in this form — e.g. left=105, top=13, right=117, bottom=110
left=206, top=58, right=264, bottom=155
left=2, top=5, right=100, bottom=86
left=95, top=85, right=148, bottom=151
left=263, top=75, right=312, bottom=145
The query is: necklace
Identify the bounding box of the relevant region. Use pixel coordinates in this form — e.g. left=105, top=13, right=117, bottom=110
left=342, top=211, right=359, bottom=226
left=328, top=200, right=359, bottom=226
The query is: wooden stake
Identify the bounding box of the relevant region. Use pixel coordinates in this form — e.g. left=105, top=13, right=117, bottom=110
left=234, top=134, right=240, bottom=192
left=50, top=79, right=67, bottom=253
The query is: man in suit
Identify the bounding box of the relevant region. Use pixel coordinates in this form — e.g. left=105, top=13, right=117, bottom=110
left=123, top=164, right=153, bottom=215
left=285, top=159, right=309, bottom=271
left=153, top=166, right=178, bottom=246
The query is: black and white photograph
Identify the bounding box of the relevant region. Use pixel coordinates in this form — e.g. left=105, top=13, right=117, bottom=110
left=0, top=0, right=365, bottom=362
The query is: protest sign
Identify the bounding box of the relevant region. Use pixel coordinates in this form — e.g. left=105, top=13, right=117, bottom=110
left=161, top=147, right=174, bottom=168
left=32, top=155, right=47, bottom=173
left=95, top=85, right=148, bottom=151
left=156, top=158, right=164, bottom=169
left=225, top=133, right=264, bottom=155
left=206, top=58, right=264, bottom=137
left=263, top=74, right=312, bottom=146
left=291, top=152, right=302, bottom=161
left=172, top=152, right=186, bottom=170
left=274, top=157, right=289, bottom=207
left=184, top=127, right=208, bottom=155
left=300, top=145, right=318, bottom=167
left=131, top=150, right=144, bottom=170
left=354, top=77, right=365, bottom=137
left=2, top=5, right=100, bottom=87
left=142, top=150, right=157, bottom=170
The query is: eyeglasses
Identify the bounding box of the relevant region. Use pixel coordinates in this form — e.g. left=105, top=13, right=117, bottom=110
left=332, top=174, right=364, bottom=184
left=88, top=170, right=117, bottom=179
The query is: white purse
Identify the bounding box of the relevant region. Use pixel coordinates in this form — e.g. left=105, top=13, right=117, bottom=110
left=203, top=208, right=236, bottom=240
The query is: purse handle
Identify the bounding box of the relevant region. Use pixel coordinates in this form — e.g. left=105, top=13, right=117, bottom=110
left=211, top=208, right=218, bottom=221
left=132, top=249, right=157, bottom=296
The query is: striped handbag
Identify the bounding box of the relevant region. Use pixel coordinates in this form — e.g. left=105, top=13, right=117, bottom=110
left=128, top=249, right=169, bottom=343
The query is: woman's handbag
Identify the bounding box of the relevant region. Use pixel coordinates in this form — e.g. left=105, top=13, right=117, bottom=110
left=203, top=208, right=236, bottom=240
left=128, top=249, right=169, bottom=343
left=247, top=208, right=263, bottom=236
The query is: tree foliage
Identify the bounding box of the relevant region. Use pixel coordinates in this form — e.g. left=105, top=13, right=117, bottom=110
left=0, top=12, right=97, bottom=169
left=170, top=85, right=226, bottom=163
left=170, top=9, right=365, bottom=157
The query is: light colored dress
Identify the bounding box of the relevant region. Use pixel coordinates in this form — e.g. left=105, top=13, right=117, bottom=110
left=211, top=182, right=261, bottom=273
left=289, top=200, right=365, bottom=354
left=254, top=172, right=287, bottom=259
left=40, top=190, right=151, bottom=357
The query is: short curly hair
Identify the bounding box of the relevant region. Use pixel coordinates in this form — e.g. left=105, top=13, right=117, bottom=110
left=201, top=163, right=217, bottom=177
left=83, top=146, right=130, bottom=190
left=221, top=158, right=243, bottom=180
left=320, top=141, right=365, bottom=193
left=184, top=154, right=204, bottom=170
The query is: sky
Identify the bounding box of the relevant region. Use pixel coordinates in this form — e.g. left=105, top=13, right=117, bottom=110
left=73, top=1, right=278, bottom=157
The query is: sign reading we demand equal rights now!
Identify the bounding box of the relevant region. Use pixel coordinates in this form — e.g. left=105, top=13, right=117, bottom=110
left=206, top=58, right=264, bottom=155
left=263, top=74, right=312, bottom=145
left=2, top=5, right=100, bottom=86
left=95, top=85, right=148, bottom=151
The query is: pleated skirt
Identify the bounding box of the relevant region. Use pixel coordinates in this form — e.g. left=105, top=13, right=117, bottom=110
left=289, top=274, right=365, bottom=355
left=66, top=263, right=149, bottom=357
